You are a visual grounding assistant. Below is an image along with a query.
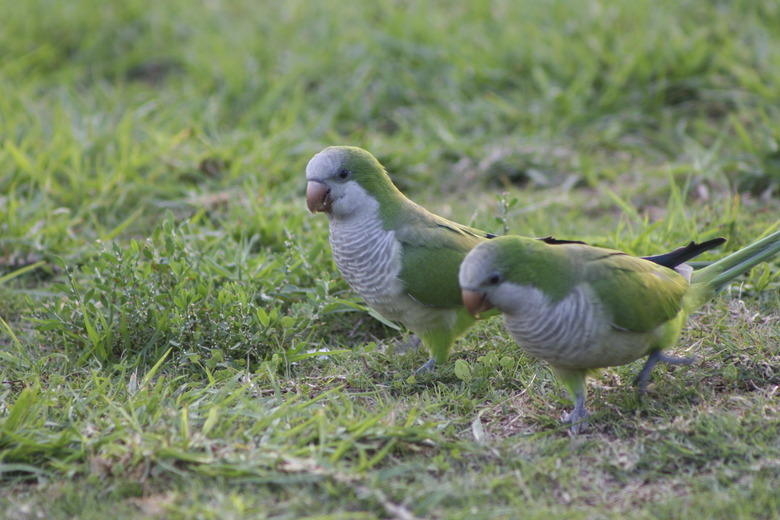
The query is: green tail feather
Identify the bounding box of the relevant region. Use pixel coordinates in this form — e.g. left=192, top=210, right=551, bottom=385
left=688, top=229, right=780, bottom=310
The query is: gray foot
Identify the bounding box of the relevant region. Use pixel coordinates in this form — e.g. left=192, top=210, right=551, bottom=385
left=562, top=392, right=589, bottom=434
left=635, top=350, right=694, bottom=394
left=415, top=358, right=436, bottom=374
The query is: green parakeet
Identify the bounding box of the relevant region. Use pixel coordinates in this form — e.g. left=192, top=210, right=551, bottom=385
left=459, top=231, right=780, bottom=433
left=306, top=146, right=497, bottom=370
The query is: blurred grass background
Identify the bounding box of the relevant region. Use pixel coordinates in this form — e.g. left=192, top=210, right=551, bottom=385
left=1, top=0, right=779, bottom=518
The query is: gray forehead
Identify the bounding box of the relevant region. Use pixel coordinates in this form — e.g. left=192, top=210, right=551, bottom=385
left=459, top=245, right=496, bottom=287
left=306, top=148, right=347, bottom=179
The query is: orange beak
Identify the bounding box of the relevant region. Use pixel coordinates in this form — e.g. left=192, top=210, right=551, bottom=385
left=462, top=289, right=494, bottom=317
left=306, top=181, right=332, bottom=213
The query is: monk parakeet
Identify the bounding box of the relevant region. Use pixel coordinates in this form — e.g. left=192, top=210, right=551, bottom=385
left=459, top=231, right=780, bottom=433
left=306, top=146, right=497, bottom=370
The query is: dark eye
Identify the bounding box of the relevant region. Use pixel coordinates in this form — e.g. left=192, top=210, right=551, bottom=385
left=337, top=169, right=350, bottom=180
left=487, top=273, right=502, bottom=285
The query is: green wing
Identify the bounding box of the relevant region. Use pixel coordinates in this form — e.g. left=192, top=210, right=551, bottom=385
left=395, top=211, right=493, bottom=308
left=583, top=249, right=689, bottom=332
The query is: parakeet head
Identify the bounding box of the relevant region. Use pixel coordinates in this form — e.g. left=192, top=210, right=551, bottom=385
left=305, top=146, right=403, bottom=218
left=459, top=236, right=562, bottom=317
left=458, top=240, right=503, bottom=317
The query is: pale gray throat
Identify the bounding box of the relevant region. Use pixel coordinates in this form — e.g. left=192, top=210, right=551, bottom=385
left=327, top=211, right=401, bottom=304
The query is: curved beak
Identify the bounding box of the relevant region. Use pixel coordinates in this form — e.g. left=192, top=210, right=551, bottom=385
left=462, top=289, right=494, bottom=317
left=306, top=181, right=332, bottom=213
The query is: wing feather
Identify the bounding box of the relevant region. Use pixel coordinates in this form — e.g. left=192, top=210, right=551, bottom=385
left=396, top=213, right=492, bottom=308
left=584, top=251, right=689, bottom=332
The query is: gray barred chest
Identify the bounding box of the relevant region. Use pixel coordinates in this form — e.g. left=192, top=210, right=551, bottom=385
left=500, top=284, right=611, bottom=366
left=326, top=216, right=459, bottom=334
left=328, top=218, right=407, bottom=314
left=500, top=284, right=656, bottom=369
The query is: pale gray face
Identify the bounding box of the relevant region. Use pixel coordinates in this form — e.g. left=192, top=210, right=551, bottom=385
left=306, top=147, right=348, bottom=183
left=460, top=242, right=542, bottom=317
left=459, top=244, right=499, bottom=291
left=305, top=147, right=376, bottom=219
left=459, top=244, right=502, bottom=316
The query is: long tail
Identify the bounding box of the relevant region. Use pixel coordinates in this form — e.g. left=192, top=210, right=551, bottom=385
left=687, top=229, right=780, bottom=310
left=644, top=238, right=726, bottom=268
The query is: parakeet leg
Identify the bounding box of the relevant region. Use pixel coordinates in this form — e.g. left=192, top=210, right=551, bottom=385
left=415, top=358, right=436, bottom=373
left=553, top=367, right=589, bottom=434
left=418, top=328, right=455, bottom=371
left=635, top=350, right=694, bottom=393
left=562, top=390, right=589, bottom=434
left=396, top=334, right=422, bottom=354
left=413, top=310, right=475, bottom=373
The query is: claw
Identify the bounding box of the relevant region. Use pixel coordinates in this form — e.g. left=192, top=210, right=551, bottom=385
left=562, top=391, right=589, bottom=434
left=415, top=358, right=436, bottom=374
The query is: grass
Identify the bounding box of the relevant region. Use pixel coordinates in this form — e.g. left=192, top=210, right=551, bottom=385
left=2, top=0, right=780, bottom=518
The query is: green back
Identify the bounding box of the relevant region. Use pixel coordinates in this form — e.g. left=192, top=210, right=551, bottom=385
left=495, top=237, right=690, bottom=332
left=582, top=247, right=689, bottom=332
left=396, top=204, right=493, bottom=308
